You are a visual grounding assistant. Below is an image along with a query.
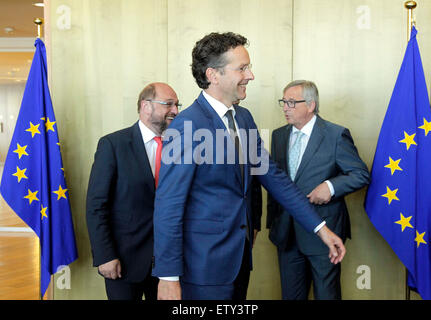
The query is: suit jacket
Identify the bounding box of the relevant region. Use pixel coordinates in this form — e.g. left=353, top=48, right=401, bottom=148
left=86, top=121, right=155, bottom=282
left=152, top=92, right=323, bottom=286
left=250, top=175, right=262, bottom=232
left=267, top=115, right=370, bottom=255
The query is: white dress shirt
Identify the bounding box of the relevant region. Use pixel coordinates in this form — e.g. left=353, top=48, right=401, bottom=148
left=202, top=91, right=243, bottom=146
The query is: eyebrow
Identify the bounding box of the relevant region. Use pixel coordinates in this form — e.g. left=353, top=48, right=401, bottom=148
left=157, top=98, right=177, bottom=102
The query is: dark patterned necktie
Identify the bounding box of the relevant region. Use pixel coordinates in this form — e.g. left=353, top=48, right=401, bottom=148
left=225, top=110, right=244, bottom=184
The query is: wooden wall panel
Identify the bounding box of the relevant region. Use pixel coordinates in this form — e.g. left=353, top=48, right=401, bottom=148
left=48, top=0, right=430, bottom=299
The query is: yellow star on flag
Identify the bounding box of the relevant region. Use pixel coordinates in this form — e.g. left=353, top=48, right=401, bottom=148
left=13, top=143, right=29, bottom=159
left=415, top=230, right=427, bottom=248
left=394, top=213, right=413, bottom=232
left=381, top=186, right=399, bottom=205
left=399, top=132, right=417, bottom=150
left=418, top=118, right=431, bottom=136
left=25, top=122, right=41, bottom=138
left=53, top=185, right=68, bottom=200
left=40, top=205, right=48, bottom=220
left=24, top=189, right=39, bottom=205
left=12, top=166, right=28, bottom=183
left=45, top=118, right=56, bottom=132
left=384, top=157, right=403, bottom=175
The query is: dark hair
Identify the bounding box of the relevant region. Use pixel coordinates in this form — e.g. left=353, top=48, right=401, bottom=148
left=137, top=83, right=156, bottom=113
left=191, top=32, right=248, bottom=89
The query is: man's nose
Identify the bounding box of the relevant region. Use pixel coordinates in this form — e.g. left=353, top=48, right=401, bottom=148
left=171, top=105, right=179, bottom=115
left=245, top=68, right=255, bottom=80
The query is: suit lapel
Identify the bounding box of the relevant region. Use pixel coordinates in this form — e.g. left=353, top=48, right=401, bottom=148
left=196, top=94, right=243, bottom=189
left=294, top=116, right=325, bottom=182
left=197, top=93, right=228, bottom=131
left=233, top=107, right=248, bottom=191
left=280, top=125, right=292, bottom=172
left=131, top=121, right=155, bottom=194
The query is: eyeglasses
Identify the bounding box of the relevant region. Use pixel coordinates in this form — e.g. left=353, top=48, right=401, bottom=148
left=238, top=64, right=252, bottom=73
left=146, top=100, right=182, bottom=110
left=278, top=99, right=306, bottom=108
left=224, top=64, right=253, bottom=73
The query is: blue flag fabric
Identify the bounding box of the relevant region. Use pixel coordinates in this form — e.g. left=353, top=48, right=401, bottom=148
left=0, top=39, right=78, bottom=297
left=365, top=27, right=431, bottom=300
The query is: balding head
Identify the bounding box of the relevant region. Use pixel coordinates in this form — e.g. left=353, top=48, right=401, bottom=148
left=138, top=82, right=180, bottom=135
left=137, top=83, right=176, bottom=112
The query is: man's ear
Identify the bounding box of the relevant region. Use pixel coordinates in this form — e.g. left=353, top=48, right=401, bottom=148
left=308, top=100, right=316, bottom=113
left=206, top=67, right=218, bottom=86
left=140, top=100, right=151, bottom=114
left=138, top=100, right=144, bottom=113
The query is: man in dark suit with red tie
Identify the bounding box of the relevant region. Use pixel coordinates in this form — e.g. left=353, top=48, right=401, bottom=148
left=86, top=82, right=180, bottom=300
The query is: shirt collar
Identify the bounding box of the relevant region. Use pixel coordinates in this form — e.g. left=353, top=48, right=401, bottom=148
left=138, top=120, right=158, bottom=143
left=291, top=115, right=317, bottom=137
left=202, top=90, right=235, bottom=118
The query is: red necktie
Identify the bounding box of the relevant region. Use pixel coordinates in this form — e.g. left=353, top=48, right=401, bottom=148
left=153, top=136, right=162, bottom=188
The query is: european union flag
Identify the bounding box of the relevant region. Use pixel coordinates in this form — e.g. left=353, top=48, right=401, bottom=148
left=365, top=27, right=431, bottom=300
left=0, top=39, right=78, bottom=298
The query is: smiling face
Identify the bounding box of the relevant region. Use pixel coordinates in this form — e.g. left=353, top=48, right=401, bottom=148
left=207, top=46, right=255, bottom=107
left=139, top=83, right=179, bottom=135
left=283, top=85, right=315, bottom=130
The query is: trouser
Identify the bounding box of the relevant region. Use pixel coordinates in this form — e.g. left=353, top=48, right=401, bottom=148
left=278, top=241, right=341, bottom=300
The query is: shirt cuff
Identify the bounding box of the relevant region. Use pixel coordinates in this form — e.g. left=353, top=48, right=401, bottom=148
left=325, top=180, right=335, bottom=196
left=159, top=276, right=179, bottom=281
left=314, top=221, right=326, bottom=233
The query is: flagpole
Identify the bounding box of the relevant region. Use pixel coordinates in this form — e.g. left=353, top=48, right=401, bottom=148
left=33, top=16, right=56, bottom=301
left=405, top=1, right=416, bottom=41
left=403, top=0, right=416, bottom=301
left=34, top=17, right=44, bottom=301
left=34, top=18, right=44, bottom=39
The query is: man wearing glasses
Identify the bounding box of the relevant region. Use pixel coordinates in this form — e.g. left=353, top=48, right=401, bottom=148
left=152, top=33, right=347, bottom=300
left=86, top=82, right=180, bottom=300
left=267, top=80, right=370, bottom=299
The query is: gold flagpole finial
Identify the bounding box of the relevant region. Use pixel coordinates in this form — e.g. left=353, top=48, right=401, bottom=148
left=404, top=1, right=417, bottom=9
left=404, top=1, right=417, bottom=42
left=34, top=18, right=44, bottom=39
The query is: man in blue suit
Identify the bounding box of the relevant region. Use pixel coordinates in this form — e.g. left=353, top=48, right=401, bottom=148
left=267, top=80, right=370, bottom=299
left=152, top=32, right=346, bottom=300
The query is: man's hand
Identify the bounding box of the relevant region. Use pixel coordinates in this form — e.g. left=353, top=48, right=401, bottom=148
left=158, top=280, right=182, bottom=300
left=316, top=225, right=346, bottom=264
left=307, top=182, right=331, bottom=205
left=98, top=259, right=122, bottom=279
